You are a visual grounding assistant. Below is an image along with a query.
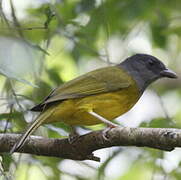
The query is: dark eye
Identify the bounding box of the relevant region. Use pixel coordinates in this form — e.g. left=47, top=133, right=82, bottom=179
left=148, top=59, right=154, bottom=66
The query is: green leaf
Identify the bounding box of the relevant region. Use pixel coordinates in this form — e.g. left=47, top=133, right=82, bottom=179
left=1, top=154, right=13, bottom=172
left=141, top=117, right=176, bottom=128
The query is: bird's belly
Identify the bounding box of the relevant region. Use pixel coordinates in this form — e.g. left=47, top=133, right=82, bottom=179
left=73, top=91, right=139, bottom=125
left=46, top=88, right=140, bottom=126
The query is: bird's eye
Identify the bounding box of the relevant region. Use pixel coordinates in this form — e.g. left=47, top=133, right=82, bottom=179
left=148, top=59, right=154, bottom=66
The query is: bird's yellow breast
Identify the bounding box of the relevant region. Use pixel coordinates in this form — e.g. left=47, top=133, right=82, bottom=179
left=45, top=80, right=140, bottom=126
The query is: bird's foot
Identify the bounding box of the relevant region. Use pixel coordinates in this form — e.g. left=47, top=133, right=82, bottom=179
left=68, top=127, right=80, bottom=144
left=102, top=123, right=119, bottom=140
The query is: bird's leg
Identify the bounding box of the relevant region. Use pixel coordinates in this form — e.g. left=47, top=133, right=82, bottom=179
left=88, top=111, right=119, bottom=141
left=88, top=111, right=118, bottom=128
left=68, top=126, right=80, bottom=144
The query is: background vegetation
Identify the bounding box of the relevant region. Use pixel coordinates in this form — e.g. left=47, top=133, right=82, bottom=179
left=0, top=0, right=180, bottom=179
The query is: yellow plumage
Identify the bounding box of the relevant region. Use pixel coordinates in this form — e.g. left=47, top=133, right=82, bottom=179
left=10, top=66, right=140, bottom=152
left=45, top=86, right=140, bottom=126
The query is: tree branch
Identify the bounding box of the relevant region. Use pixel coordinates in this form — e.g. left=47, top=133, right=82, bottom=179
left=1, top=127, right=181, bottom=161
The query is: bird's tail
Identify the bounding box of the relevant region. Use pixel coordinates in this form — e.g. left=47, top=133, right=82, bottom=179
left=10, top=107, right=56, bottom=154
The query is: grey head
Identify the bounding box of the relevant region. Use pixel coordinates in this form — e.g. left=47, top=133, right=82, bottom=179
left=119, top=54, right=177, bottom=93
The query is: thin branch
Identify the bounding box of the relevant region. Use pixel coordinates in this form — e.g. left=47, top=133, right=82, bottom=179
left=100, top=0, right=111, bottom=65
left=1, top=127, right=181, bottom=161
left=0, top=26, right=47, bottom=31
left=10, top=0, right=24, bottom=37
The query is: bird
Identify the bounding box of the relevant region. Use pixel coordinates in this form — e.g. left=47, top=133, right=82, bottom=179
left=10, top=53, right=177, bottom=153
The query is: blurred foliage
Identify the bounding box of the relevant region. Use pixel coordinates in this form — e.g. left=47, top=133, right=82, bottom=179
left=0, top=0, right=181, bottom=179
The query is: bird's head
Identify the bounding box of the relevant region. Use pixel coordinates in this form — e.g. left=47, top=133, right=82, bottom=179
left=120, top=53, right=177, bottom=92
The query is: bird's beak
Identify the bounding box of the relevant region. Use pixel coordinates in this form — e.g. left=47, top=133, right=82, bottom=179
left=160, top=68, right=177, bottom=78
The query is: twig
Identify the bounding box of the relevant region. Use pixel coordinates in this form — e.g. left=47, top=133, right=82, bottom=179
left=0, top=27, right=47, bottom=31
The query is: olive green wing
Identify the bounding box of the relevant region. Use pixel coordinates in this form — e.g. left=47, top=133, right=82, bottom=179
left=31, top=66, right=130, bottom=111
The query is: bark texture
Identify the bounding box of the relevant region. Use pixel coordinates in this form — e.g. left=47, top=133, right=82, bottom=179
left=1, top=127, right=181, bottom=161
